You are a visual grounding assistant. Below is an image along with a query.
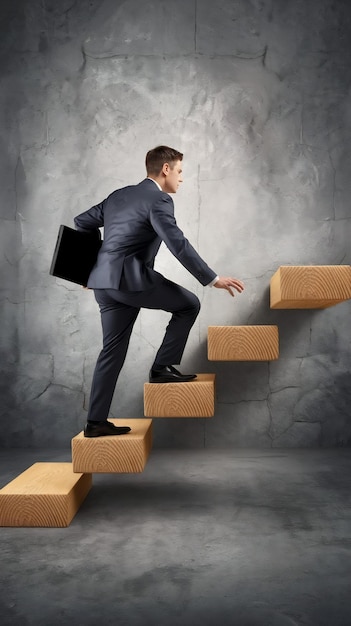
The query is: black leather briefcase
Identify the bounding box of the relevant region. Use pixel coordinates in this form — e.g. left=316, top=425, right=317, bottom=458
left=49, top=225, right=102, bottom=286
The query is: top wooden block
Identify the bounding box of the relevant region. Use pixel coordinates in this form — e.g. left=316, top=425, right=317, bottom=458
left=270, top=265, right=351, bottom=309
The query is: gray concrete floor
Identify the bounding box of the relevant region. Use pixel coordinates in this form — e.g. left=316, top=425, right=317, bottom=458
left=0, top=448, right=351, bottom=626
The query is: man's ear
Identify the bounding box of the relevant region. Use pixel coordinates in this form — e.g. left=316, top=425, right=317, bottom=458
left=162, top=162, right=170, bottom=176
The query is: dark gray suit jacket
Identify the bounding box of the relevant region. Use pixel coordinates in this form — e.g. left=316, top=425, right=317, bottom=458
left=74, top=178, right=217, bottom=291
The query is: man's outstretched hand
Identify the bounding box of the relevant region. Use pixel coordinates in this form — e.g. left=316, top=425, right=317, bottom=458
left=213, top=277, right=245, bottom=297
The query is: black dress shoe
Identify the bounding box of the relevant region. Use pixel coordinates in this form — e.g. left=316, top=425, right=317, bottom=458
left=149, top=365, right=197, bottom=383
left=84, top=421, right=131, bottom=437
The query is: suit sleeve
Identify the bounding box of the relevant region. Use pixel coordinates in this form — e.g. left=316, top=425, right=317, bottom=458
left=149, top=195, right=217, bottom=286
left=74, top=200, right=104, bottom=239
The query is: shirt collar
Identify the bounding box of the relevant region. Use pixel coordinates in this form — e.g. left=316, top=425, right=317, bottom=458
left=147, top=177, right=162, bottom=192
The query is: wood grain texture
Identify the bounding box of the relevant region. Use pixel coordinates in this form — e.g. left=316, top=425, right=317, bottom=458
left=71, top=419, right=153, bottom=473
left=208, top=326, right=279, bottom=361
left=144, top=373, right=215, bottom=417
left=270, top=265, right=351, bottom=309
left=0, top=463, right=92, bottom=527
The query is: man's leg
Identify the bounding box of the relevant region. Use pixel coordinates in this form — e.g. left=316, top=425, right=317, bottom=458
left=86, top=289, right=140, bottom=423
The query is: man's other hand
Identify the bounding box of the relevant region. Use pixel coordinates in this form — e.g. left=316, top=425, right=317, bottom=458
left=213, top=277, right=245, bottom=297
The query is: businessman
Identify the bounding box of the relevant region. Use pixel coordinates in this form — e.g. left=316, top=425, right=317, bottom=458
left=74, top=146, right=244, bottom=437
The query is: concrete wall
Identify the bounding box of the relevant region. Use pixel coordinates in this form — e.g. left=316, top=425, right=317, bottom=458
left=1, top=0, right=351, bottom=448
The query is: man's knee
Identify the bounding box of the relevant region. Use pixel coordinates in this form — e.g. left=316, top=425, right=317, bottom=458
left=188, top=293, right=201, bottom=317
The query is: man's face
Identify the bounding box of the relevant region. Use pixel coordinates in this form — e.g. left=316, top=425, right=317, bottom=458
left=163, top=160, right=183, bottom=194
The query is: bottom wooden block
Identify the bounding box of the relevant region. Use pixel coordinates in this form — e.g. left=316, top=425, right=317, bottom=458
left=144, top=373, right=215, bottom=417
left=0, top=463, right=92, bottom=527
left=71, top=419, right=153, bottom=473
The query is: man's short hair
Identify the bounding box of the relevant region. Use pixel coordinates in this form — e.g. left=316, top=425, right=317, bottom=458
left=145, top=145, right=183, bottom=176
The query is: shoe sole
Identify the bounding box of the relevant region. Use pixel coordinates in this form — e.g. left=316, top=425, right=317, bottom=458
left=84, top=429, right=131, bottom=438
left=84, top=433, right=130, bottom=437
left=149, top=377, right=197, bottom=383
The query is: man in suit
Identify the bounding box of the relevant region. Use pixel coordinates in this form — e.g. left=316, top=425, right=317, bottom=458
left=74, top=146, right=244, bottom=437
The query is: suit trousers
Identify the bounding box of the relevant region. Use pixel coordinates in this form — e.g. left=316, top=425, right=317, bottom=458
left=87, top=278, right=201, bottom=421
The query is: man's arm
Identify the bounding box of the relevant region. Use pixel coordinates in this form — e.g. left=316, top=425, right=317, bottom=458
left=74, top=200, right=105, bottom=236
left=149, top=195, right=217, bottom=286
left=149, top=195, right=244, bottom=296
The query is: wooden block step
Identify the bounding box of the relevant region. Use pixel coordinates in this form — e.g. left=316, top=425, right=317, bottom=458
left=0, top=463, right=92, bottom=527
left=72, top=419, right=153, bottom=473
left=144, top=373, right=215, bottom=417
left=270, top=265, right=351, bottom=309
left=208, top=326, right=279, bottom=361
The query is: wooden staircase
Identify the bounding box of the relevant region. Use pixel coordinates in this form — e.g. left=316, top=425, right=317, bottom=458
left=1, top=265, right=350, bottom=526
